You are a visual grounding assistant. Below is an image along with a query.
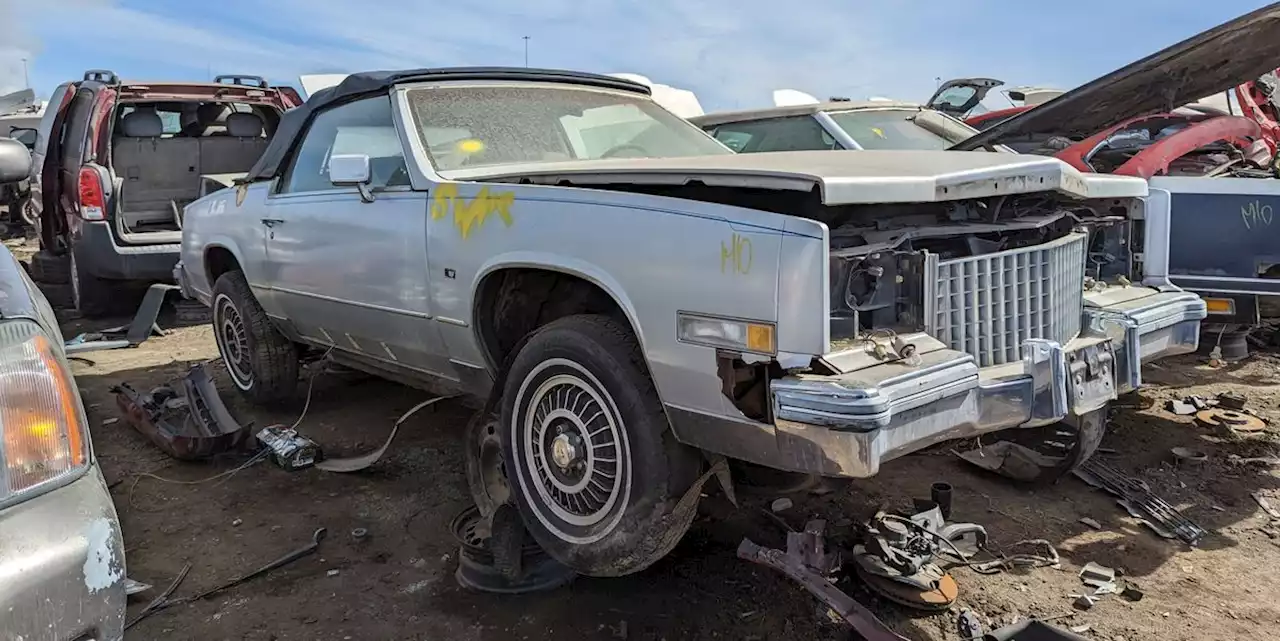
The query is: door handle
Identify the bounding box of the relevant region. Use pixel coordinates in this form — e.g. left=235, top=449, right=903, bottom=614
left=261, top=218, right=285, bottom=227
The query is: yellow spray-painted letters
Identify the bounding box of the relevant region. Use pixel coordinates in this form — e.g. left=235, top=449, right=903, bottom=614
left=721, top=232, right=753, bottom=275
left=431, top=183, right=515, bottom=239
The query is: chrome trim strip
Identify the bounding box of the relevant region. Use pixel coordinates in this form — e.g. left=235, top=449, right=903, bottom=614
left=271, top=286, right=433, bottom=319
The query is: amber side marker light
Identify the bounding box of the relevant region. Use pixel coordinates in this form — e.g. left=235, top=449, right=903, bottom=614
left=1203, top=298, right=1236, bottom=315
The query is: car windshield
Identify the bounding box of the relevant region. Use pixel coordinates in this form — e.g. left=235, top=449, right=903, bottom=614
left=406, top=84, right=729, bottom=173
left=825, top=109, right=955, bottom=151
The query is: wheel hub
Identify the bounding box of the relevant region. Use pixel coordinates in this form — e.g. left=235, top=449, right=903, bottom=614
left=550, top=430, right=583, bottom=470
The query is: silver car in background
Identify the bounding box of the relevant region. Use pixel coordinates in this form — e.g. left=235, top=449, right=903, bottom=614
left=0, top=137, right=126, bottom=641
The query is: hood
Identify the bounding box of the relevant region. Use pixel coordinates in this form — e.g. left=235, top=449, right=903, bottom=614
left=926, top=78, right=1003, bottom=117
left=953, top=3, right=1280, bottom=150
left=441, top=150, right=1146, bottom=204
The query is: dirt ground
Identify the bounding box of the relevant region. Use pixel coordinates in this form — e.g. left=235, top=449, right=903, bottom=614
left=46, top=290, right=1280, bottom=640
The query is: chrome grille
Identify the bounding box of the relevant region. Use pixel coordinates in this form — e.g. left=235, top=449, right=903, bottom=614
left=924, top=233, right=1086, bottom=367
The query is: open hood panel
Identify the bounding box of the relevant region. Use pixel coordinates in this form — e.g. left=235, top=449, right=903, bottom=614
left=442, top=150, right=1147, bottom=204
left=953, top=3, right=1280, bottom=150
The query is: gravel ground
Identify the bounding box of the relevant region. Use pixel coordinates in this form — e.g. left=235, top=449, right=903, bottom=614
left=48, top=303, right=1280, bottom=641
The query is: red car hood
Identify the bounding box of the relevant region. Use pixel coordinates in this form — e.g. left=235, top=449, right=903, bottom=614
left=953, top=3, right=1280, bottom=150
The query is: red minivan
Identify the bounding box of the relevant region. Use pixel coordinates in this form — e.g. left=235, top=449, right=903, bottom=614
left=28, top=70, right=301, bottom=316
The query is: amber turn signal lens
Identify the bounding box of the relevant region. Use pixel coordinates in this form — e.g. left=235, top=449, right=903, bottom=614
left=0, top=321, right=88, bottom=501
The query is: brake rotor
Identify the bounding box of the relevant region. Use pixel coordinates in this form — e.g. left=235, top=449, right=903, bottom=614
left=1195, top=408, right=1268, bottom=432
left=854, top=564, right=958, bottom=611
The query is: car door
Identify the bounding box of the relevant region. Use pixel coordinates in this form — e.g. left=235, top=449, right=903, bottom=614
left=261, top=95, right=453, bottom=378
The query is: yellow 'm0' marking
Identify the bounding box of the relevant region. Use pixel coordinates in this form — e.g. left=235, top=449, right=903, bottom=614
left=431, top=183, right=515, bottom=240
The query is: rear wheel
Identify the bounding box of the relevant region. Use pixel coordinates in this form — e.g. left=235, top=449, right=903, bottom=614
left=69, top=246, right=122, bottom=318
left=501, top=314, right=702, bottom=577
left=211, top=270, right=299, bottom=404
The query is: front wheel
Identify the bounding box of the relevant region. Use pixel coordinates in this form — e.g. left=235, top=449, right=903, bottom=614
left=500, top=314, right=702, bottom=577
left=211, top=270, right=299, bottom=404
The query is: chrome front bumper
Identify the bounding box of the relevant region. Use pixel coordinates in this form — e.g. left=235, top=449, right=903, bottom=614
left=768, top=289, right=1206, bottom=478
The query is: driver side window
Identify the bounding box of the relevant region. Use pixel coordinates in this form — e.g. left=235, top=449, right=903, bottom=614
left=279, top=96, right=409, bottom=194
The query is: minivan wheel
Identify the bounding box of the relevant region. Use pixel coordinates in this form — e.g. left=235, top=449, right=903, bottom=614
left=211, top=270, right=298, bottom=404
left=501, top=314, right=702, bottom=577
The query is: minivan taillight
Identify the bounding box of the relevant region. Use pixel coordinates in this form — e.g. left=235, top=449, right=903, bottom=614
left=77, top=167, right=105, bottom=221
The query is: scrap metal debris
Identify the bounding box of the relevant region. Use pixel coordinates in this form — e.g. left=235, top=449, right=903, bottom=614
left=1074, top=459, right=1207, bottom=545
left=64, top=283, right=181, bottom=354
left=851, top=506, right=986, bottom=610
left=738, top=521, right=910, bottom=641
left=1078, top=562, right=1116, bottom=589
left=957, top=608, right=984, bottom=639
left=127, top=528, right=327, bottom=630
left=1195, top=408, right=1268, bottom=433
left=314, top=395, right=456, bottom=473
left=452, top=505, right=575, bottom=594
left=111, top=363, right=252, bottom=460
left=983, top=619, right=1091, bottom=641
left=969, top=539, right=1060, bottom=575
left=957, top=441, right=1062, bottom=482
left=1252, top=491, right=1280, bottom=520
left=123, top=578, right=152, bottom=596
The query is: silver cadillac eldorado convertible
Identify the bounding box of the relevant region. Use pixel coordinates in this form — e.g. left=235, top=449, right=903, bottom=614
left=174, top=68, right=1205, bottom=576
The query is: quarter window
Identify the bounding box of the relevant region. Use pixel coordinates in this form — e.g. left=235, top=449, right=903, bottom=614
left=279, top=96, right=409, bottom=194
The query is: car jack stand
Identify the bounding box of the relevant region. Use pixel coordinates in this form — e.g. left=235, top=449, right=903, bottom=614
left=64, top=283, right=182, bottom=354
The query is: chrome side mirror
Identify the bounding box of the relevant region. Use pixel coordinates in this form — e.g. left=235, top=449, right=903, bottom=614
left=328, top=153, right=374, bottom=202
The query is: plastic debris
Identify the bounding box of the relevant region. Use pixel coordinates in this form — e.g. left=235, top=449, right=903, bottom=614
left=1252, top=492, right=1280, bottom=520
left=1072, top=594, right=1097, bottom=610
left=770, top=497, right=794, bottom=513
left=1079, top=517, right=1102, bottom=529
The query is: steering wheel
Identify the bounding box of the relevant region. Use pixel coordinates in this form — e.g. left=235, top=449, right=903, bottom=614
left=600, top=144, right=650, bottom=159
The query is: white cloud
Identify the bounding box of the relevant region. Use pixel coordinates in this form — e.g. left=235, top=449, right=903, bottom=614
left=11, top=0, right=1251, bottom=110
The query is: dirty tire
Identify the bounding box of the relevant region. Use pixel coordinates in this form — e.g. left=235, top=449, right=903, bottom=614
left=211, top=270, right=298, bottom=404
left=69, top=245, right=123, bottom=318
left=29, top=250, right=69, bottom=284
left=489, top=503, right=525, bottom=580
left=500, top=314, right=702, bottom=577
left=1009, top=407, right=1108, bottom=484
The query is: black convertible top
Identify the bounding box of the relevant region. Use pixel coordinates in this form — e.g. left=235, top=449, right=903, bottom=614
left=243, top=67, right=651, bottom=183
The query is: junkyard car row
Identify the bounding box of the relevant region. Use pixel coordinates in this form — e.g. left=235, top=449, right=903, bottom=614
left=9, top=3, right=1280, bottom=638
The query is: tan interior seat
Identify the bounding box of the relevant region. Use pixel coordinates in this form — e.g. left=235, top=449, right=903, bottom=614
left=198, top=112, right=270, bottom=175
left=111, top=107, right=200, bottom=217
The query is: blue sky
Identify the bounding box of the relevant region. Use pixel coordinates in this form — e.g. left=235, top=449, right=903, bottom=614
left=2, top=0, right=1274, bottom=110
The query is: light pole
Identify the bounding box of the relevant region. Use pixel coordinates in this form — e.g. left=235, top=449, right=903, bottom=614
left=21, top=58, right=29, bottom=89
left=523, top=36, right=530, bottom=67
